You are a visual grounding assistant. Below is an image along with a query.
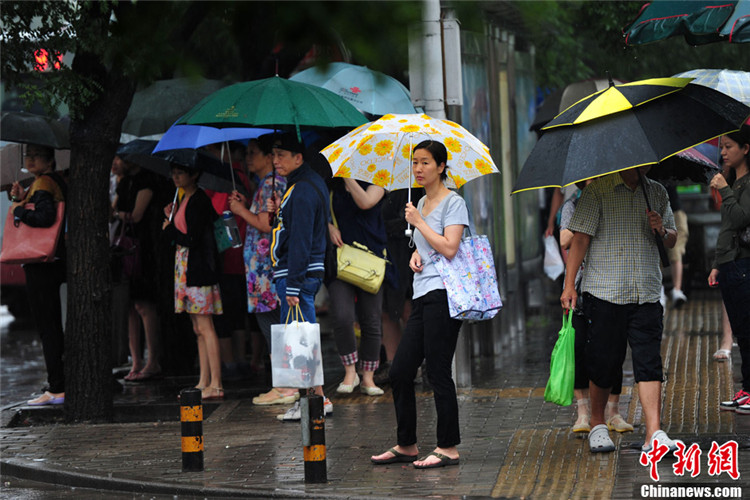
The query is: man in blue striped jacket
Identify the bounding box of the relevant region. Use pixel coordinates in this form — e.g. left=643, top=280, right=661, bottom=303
left=269, top=133, right=332, bottom=421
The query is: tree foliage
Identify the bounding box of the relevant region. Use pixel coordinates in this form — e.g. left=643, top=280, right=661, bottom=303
left=1, top=0, right=212, bottom=422
left=515, top=0, right=748, bottom=91
left=0, top=0, right=422, bottom=422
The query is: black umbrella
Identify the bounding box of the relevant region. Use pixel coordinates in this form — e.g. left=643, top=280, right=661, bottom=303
left=116, top=139, right=249, bottom=196
left=121, top=77, right=229, bottom=139
left=1, top=111, right=70, bottom=149
left=530, top=78, right=625, bottom=132
left=513, top=83, right=750, bottom=193
left=514, top=79, right=750, bottom=267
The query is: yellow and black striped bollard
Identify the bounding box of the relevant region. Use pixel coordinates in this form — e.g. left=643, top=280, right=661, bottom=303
left=180, top=388, right=204, bottom=472
left=301, top=394, right=327, bottom=483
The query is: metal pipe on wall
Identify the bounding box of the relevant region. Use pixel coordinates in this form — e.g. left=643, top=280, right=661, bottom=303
left=422, top=0, right=446, bottom=119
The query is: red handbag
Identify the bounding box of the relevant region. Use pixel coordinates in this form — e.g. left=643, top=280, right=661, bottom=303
left=0, top=202, right=65, bottom=264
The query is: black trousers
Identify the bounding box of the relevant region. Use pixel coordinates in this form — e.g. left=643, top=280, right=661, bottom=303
left=718, top=258, right=750, bottom=391
left=24, top=260, right=66, bottom=393
left=389, top=289, right=462, bottom=449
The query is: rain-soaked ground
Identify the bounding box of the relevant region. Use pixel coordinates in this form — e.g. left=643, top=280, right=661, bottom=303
left=0, top=292, right=562, bottom=499
left=0, top=308, right=48, bottom=409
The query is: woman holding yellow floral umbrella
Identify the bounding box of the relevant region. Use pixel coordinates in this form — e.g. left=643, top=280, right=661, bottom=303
left=321, top=113, right=498, bottom=191
left=321, top=113, right=498, bottom=238
left=369, top=139, right=469, bottom=469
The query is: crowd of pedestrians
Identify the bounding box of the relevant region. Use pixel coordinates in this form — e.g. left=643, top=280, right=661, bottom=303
left=9, top=123, right=749, bottom=467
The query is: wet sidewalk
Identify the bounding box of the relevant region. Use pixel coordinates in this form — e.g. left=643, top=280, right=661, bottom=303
left=1, top=288, right=749, bottom=498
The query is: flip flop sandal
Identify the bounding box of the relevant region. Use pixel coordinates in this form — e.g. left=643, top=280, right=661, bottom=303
left=413, top=451, right=460, bottom=469
left=371, top=447, right=418, bottom=465
left=202, top=387, right=224, bottom=400
left=588, top=424, right=616, bottom=453
left=131, top=370, right=162, bottom=382
left=713, top=349, right=732, bottom=361
left=123, top=370, right=140, bottom=381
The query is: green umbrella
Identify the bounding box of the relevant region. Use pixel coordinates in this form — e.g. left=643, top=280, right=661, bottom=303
left=624, top=0, right=748, bottom=45
left=176, top=76, right=367, bottom=138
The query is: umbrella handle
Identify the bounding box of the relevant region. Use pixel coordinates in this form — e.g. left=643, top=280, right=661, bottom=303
left=168, top=189, right=179, bottom=222
left=222, top=142, right=237, bottom=193
left=405, top=134, right=413, bottom=239
left=637, top=169, right=670, bottom=268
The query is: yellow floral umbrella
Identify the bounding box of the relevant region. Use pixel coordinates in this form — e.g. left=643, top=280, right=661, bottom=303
left=320, top=113, right=498, bottom=190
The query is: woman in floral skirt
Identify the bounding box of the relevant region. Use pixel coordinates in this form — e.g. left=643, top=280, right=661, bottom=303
left=162, top=163, right=224, bottom=400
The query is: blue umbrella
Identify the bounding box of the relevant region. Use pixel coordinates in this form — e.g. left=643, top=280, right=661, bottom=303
left=152, top=124, right=274, bottom=153
left=290, top=62, right=416, bottom=116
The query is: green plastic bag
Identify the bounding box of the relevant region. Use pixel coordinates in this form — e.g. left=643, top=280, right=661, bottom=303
left=544, top=310, right=575, bottom=406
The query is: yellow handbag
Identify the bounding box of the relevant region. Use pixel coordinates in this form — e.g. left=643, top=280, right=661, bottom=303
left=330, top=192, right=388, bottom=294
left=336, top=241, right=387, bottom=294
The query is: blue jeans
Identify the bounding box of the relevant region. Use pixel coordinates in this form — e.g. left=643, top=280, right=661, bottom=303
left=718, top=258, right=750, bottom=391
left=275, top=276, right=322, bottom=325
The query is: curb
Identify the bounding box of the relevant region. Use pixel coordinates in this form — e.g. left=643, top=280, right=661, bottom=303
left=0, top=457, right=398, bottom=499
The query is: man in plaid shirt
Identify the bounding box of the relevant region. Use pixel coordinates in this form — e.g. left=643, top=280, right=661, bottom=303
left=561, top=167, right=679, bottom=454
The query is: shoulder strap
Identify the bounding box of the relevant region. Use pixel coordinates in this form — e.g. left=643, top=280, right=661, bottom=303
left=329, top=191, right=338, bottom=228
left=440, top=191, right=474, bottom=237
left=43, top=172, right=68, bottom=199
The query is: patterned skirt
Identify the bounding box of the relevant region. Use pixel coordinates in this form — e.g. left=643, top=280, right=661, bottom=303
left=174, top=245, right=223, bottom=315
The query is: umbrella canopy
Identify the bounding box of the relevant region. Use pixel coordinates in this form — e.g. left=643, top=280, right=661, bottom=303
left=1, top=111, right=69, bottom=149
left=121, top=77, right=228, bottom=141
left=721, top=0, right=750, bottom=41
left=0, top=142, right=70, bottom=191
left=647, top=144, right=721, bottom=184
left=176, top=76, right=368, bottom=138
left=290, top=62, right=417, bottom=116
left=530, top=78, right=625, bottom=132
left=513, top=81, right=750, bottom=193
left=152, top=124, right=275, bottom=153
left=624, top=0, right=749, bottom=45
left=544, top=77, right=691, bottom=128
left=673, top=69, right=750, bottom=106
left=320, top=113, right=498, bottom=190
left=116, top=139, right=248, bottom=196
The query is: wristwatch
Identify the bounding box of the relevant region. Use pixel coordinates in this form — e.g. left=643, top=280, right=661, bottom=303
left=661, top=228, right=669, bottom=240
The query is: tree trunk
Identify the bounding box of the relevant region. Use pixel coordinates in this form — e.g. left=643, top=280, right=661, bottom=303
left=64, top=12, right=135, bottom=423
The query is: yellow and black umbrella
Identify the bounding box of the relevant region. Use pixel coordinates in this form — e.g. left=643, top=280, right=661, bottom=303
left=543, top=77, right=691, bottom=129
left=514, top=80, right=750, bottom=193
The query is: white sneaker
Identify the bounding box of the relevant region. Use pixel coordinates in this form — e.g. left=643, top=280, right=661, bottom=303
left=671, top=289, right=687, bottom=308
left=277, top=398, right=333, bottom=421
left=642, top=430, right=682, bottom=453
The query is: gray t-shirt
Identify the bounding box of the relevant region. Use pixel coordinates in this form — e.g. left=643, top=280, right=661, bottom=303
left=412, top=191, right=469, bottom=299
